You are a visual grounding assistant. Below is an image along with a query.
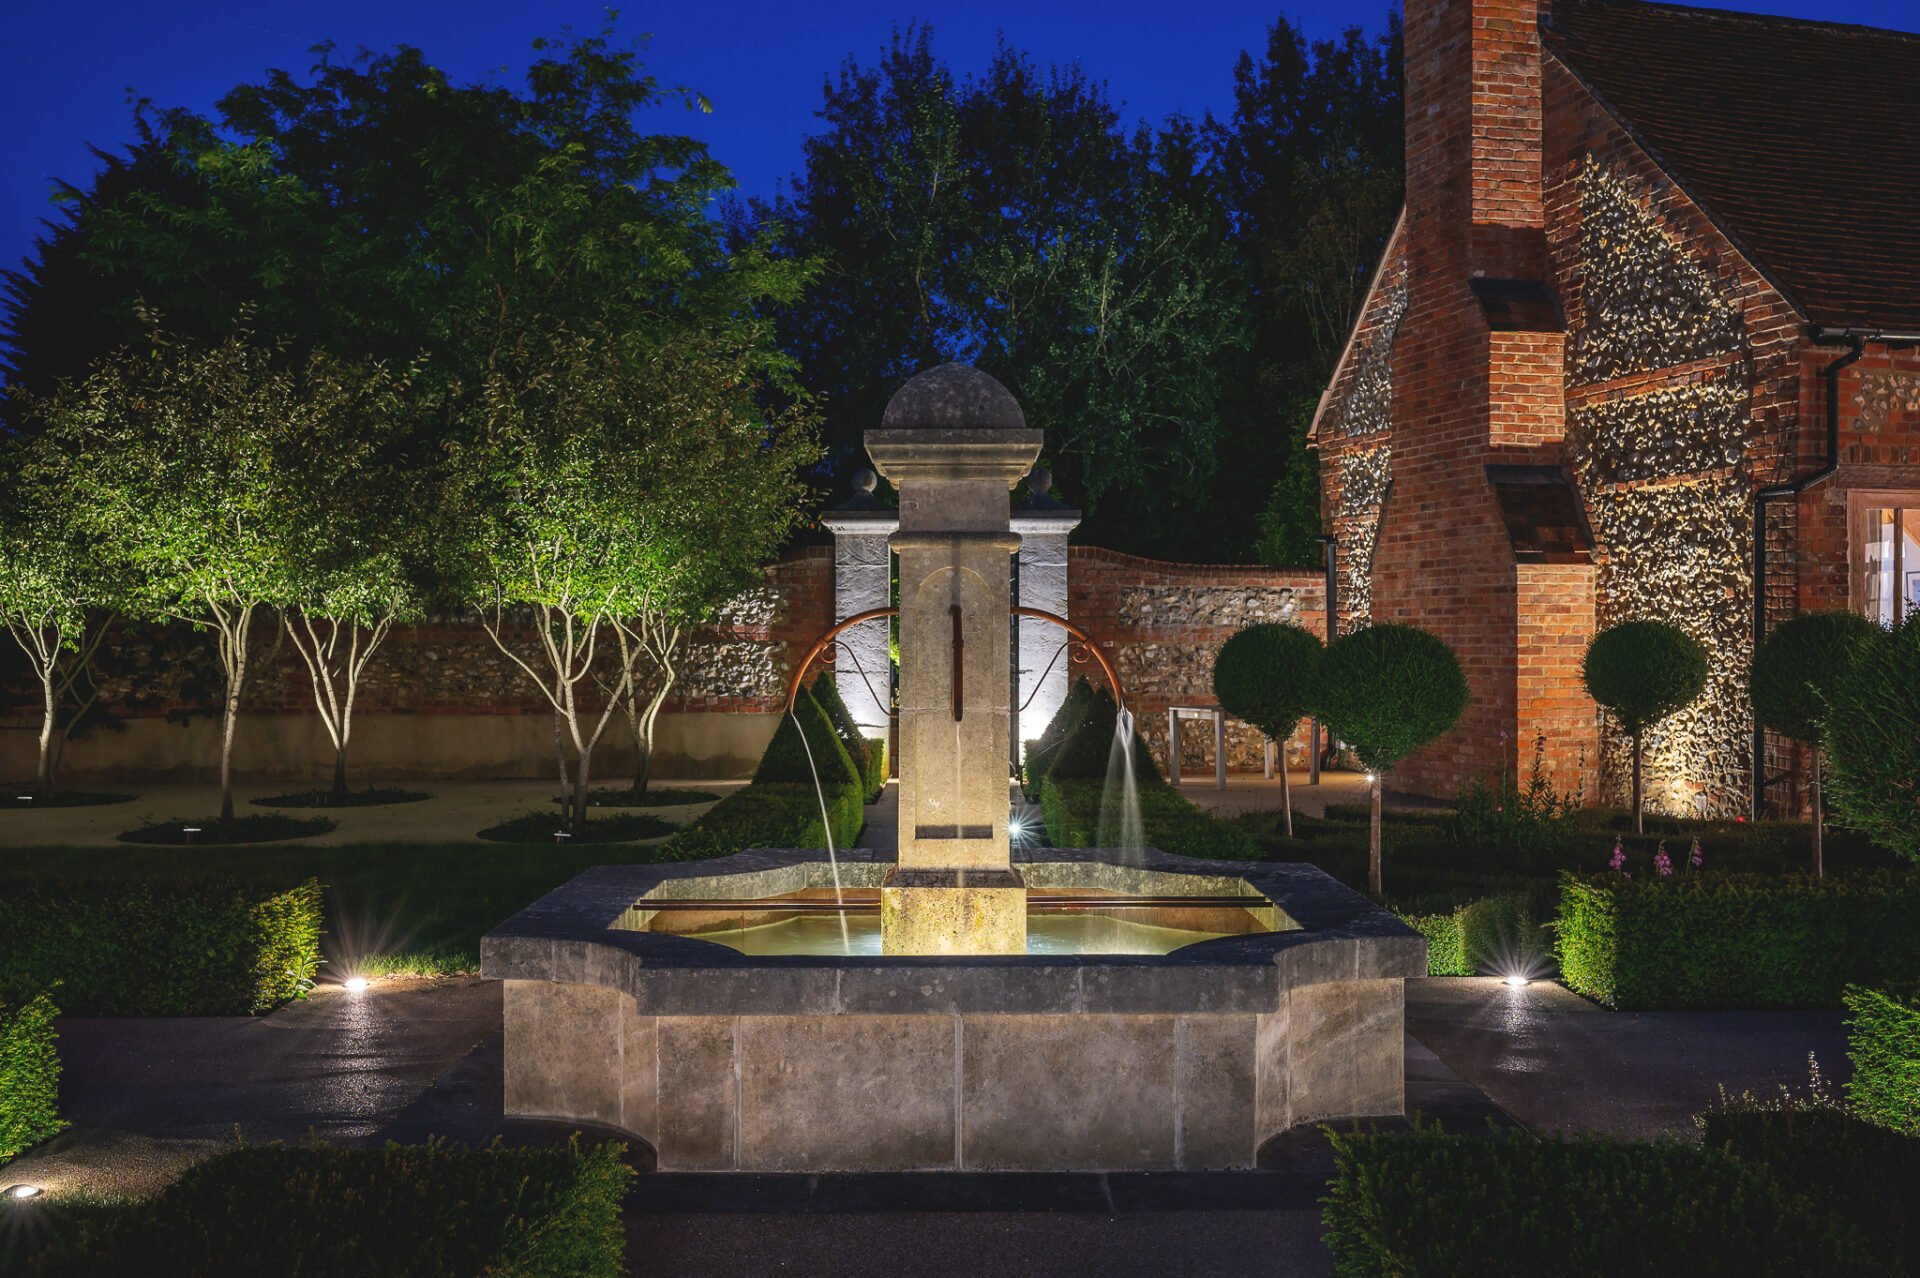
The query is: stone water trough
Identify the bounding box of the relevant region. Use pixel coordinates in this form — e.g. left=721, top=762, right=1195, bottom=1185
left=481, top=844, right=1422, bottom=1172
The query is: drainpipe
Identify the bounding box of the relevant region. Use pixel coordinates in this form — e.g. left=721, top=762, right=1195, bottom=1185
left=1748, top=333, right=1865, bottom=819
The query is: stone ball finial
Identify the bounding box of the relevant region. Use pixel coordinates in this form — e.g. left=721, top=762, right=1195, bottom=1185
left=880, top=363, right=1027, bottom=431
left=852, top=467, right=877, bottom=495
left=1028, top=466, right=1052, bottom=495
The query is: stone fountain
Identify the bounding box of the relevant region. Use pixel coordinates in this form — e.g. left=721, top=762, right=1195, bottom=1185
left=481, top=364, right=1424, bottom=1171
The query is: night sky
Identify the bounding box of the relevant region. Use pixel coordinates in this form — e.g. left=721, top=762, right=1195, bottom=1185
left=3, top=0, right=1917, bottom=277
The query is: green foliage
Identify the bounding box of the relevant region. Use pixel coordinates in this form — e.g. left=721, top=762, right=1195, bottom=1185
left=810, top=674, right=885, bottom=801
left=1581, top=619, right=1708, bottom=735
left=1314, top=622, right=1468, bottom=773
left=0, top=988, right=63, bottom=1163
left=1042, top=777, right=1259, bottom=858
left=1211, top=622, right=1323, bottom=741
left=658, top=782, right=862, bottom=862
left=1253, top=410, right=1325, bottom=569
left=1845, top=983, right=1920, bottom=1135
left=0, top=879, right=323, bottom=1015
left=32, top=1139, right=632, bottom=1277
left=1045, top=685, right=1161, bottom=783
left=1448, top=733, right=1584, bottom=865
left=1824, top=616, right=1920, bottom=861
left=1751, top=610, right=1881, bottom=743
left=1397, top=892, right=1551, bottom=978
left=1556, top=872, right=1920, bottom=1009
left=1702, top=1104, right=1920, bottom=1273
left=756, top=690, right=861, bottom=794
left=1022, top=678, right=1099, bottom=797
left=762, top=29, right=1253, bottom=557
left=1323, top=1127, right=1891, bottom=1278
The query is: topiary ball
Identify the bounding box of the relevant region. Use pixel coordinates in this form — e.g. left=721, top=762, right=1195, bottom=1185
left=1751, top=611, right=1881, bottom=744
left=1582, top=620, right=1708, bottom=735
left=1212, top=623, right=1323, bottom=741
left=1314, top=622, right=1469, bottom=773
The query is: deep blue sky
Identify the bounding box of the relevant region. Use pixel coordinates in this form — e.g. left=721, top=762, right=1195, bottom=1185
left=3, top=0, right=1917, bottom=278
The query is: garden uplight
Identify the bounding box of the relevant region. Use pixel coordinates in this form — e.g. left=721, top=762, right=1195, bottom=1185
left=5, top=1184, right=42, bottom=1201
left=1503, top=974, right=1530, bottom=988
left=343, top=976, right=370, bottom=994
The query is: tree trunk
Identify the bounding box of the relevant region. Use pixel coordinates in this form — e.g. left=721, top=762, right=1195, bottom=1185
left=1811, top=746, right=1824, bottom=880
left=573, top=745, right=593, bottom=834
left=553, top=706, right=572, bottom=828
left=1369, top=771, right=1384, bottom=896
left=1631, top=729, right=1644, bottom=836
left=36, top=673, right=57, bottom=801
left=219, top=690, right=240, bottom=823
left=1278, top=739, right=1293, bottom=838
left=332, top=746, right=349, bottom=802
left=633, top=738, right=652, bottom=797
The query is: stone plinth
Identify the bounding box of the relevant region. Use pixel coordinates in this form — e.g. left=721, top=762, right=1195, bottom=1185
left=482, top=846, right=1426, bottom=1171
left=879, top=868, right=1027, bottom=956
left=820, top=470, right=898, bottom=740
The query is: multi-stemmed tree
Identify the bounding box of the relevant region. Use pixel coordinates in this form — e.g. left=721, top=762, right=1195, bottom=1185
left=0, top=428, right=124, bottom=799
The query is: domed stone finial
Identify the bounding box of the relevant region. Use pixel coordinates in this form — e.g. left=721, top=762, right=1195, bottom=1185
left=880, top=362, right=1027, bottom=432
left=1028, top=466, right=1052, bottom=495
left=853, top=467, right=878, bottom=495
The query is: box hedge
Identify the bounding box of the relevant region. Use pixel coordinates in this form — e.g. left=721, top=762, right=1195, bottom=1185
left=809, top=673, right=887, bottom=802
left=1322, top=1127, right=1891, bottom=1277
left=1845, top=983, right=1920, bottom=1135
left=0, top=988, right=63, bottom=1164
left=1702, top=1104, right=1920, bottom=1273
left=1042, top=776, right=1258, bottom=858
left=0, top=879, right=323, bottom=1016
left=1397, top=890, right=1553, bottom=977
left=29, top=1138, right=632, bottom=1277
left=1555, top=871, right=1920, bottom=1009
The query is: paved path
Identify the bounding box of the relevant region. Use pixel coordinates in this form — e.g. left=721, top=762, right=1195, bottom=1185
left=1407, top=977, right=1848, bottom=1139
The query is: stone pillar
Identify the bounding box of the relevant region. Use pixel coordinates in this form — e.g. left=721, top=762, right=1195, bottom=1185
left=866, top=364, right=1043, bottom=955
left=820, top=470, right=899, bottom=739
left=1012, top=469, right=1080, bottom=763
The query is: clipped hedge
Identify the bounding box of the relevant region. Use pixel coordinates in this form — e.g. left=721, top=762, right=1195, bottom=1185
left=809, top=674, right=887, bottom=803
left=656, top=780, right=862, bottom=861
left=0, top=879, right=324, bottom=1016
left=1702, top=1105, right=1920, bottom=1273
left=1042, top=776, right=1258, bottom=858
left=1556, top=871, right=1920, bottom=1009
left=32, top=1139, right=632, bottom=1277
left=1, top=988, right=63, bottom=1164
left=1323, top=1127, right=1891, bottom=1277
left=1398, top=891, right=1553, bottom=978
left=1845, top=983, right=1920, bottom=1135
left=861, top=735, right=888, bottom=803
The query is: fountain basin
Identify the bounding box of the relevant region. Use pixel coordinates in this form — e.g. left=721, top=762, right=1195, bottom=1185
left=481, top=845, right=1425, bottom=1172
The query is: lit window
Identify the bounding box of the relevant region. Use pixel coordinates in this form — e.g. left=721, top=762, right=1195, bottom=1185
left=1858, top=501, right=1920, bottom=625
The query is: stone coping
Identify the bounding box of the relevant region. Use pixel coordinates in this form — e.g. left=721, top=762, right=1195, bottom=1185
left=482, top=846, right=1424, bottom=1017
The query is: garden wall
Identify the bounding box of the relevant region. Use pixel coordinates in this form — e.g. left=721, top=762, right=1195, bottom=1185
left=2, top=544, right=1326, bottom=785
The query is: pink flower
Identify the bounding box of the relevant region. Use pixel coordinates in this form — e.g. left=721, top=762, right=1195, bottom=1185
left=1655, top=842, right=1673, bottom=878
left=1689, top=838, right=1703, bottom=870
left=1608, top=839, right=1626, bottom=872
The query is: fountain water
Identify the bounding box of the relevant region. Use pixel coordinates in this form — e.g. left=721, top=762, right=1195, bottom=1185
left=1100, top=707, right=1147, bottom=854
left=483, top=363, right=1425, bottom=1172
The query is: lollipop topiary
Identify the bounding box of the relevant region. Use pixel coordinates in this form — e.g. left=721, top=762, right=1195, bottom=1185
left=1212, top=623, right=1323, bottom=836
left=1582, top=620, right=1708, bottom=834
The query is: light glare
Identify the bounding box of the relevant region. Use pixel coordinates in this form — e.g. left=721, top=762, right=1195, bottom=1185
left=1503, top=974, right=1530, bottom=988
left=343, top=976, right=370, bottom=994
left=5, top=1184, right=41, bottom=1201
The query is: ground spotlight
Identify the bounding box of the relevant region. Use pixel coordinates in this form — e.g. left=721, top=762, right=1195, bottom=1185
left=1503, top=973, right=1530, bottom=988
left=343, top=976, right=370, bottom=994
left=5, top=1184, right=42, bottom=1201
left=1009, top=819, right=1025, bottom=838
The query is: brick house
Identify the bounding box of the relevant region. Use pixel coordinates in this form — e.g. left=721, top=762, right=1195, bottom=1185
left=1311, top=0, right=1920, bottom=818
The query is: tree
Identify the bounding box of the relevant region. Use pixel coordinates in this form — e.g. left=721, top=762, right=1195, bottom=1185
left=1315, top=623, right=1468, bottom=894
left=1751, top=610, right=1881, bottom=876
left=1823, top=616, right=1920, bottom=862
left=1212, top=622, right=1323, bottom=835
left=759, top=29, right=1252, bottom=557
left=1582, top=620, right=1708, bottom=835
left=0, top=429, right=124, bottom=798
left=1209, top=14, right=1404, bottom=567
left=44, top=325, right=297, bottom=822
left=271, top=356, right=429, bottom=800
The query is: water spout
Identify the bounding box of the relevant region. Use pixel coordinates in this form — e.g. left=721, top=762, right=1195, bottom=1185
left=788, top=703, right=851, bottom=954
left=1101, top=708, right=1146, bottom=856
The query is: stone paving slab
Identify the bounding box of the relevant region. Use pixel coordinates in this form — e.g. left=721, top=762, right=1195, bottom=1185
left=1406, top=976, right=1848, bottom=1139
